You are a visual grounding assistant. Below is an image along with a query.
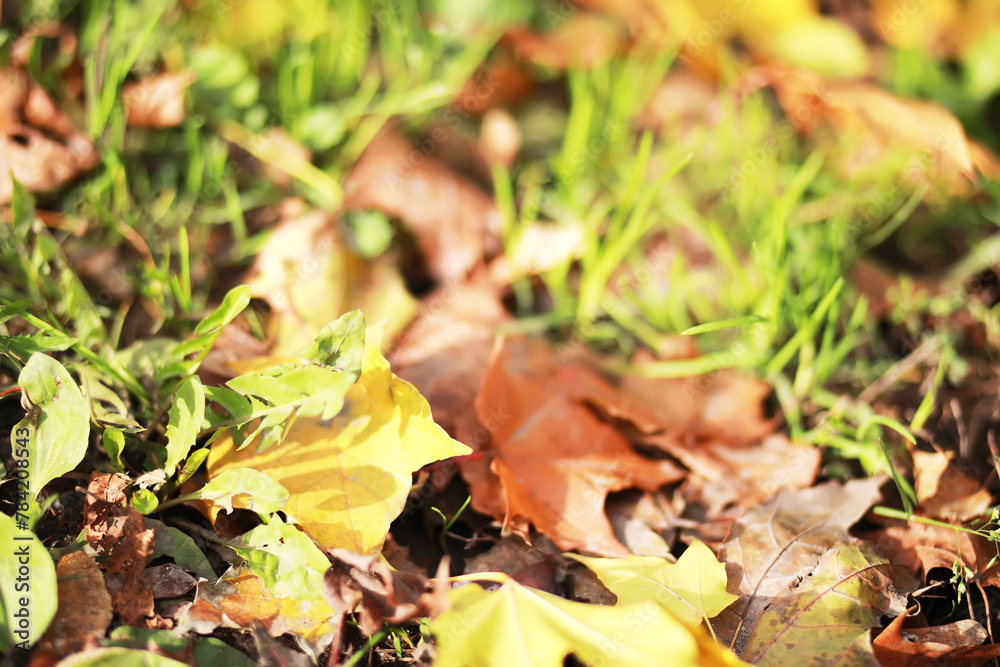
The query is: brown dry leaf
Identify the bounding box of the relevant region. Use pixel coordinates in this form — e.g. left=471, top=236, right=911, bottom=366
left=567, top=354, right=811, bottom=514
left=177, top=569, right=335, bottom=646
left=470, top=337, right=686, bottom=556
left=392, top=277, right=509, bottom=369
left=606, top=491, right=677, bottom=558
left=322, top=549, right=449, bottom=637
left=637, top=71, right=720, bottom=137
left=10, top=22, right=78, bottom=69
left=571, top=361, right=778, bottom=444
left=105, top=563, right=198, bottom=601
left=873, top=611, right=1000, bottom=666
left=714, top=477, right=908, bottom=654
left=30, top=552, right=112, bottom=667
left=393, top=276, right=510, bottom=454
left=505, top=13, right=624, bottom=72
left=463, top=535, right=562, bottom=594
left=911, top=450, right=993, bottom=522
left=741, top=65, right=983, bottom=192
left=122, top=72, right=195, bottom=129
left=0, top=68, right=98, bottom=204
left=865, top=519, right=1000, bottom=586
left=82, top=472, right=156, bottom=625
left=344, top=130, right=501, bottom=282
left=454, top=54, right=535, bottom=114
left=679, top=434, right=821, bottom=516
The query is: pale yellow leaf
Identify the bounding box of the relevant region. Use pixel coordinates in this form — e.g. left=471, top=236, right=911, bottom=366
left=431, top=576, right=746, bottom=667
left=567, top=540, right=738, bottom=623
left=207, top=324, right=471, bottom=553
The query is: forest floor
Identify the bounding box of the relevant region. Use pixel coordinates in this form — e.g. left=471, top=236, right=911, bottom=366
left=3, top=1, right=1000, bottom=665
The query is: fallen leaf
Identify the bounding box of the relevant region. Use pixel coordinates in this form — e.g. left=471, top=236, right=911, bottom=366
left=31, top=552, right=112, bottom=665
left=637, top=71, right=720, bottom=137
left=911, top=450, right=993, bottom=522
left=323, top=548, right=448, bottom=636
left=176, top=568, right=335, bottom=647
left=570, top=363, right=777, bottom=444
left=122, top=72, right=196, bottom=129
left=0, top=68, right=98, bottom=204
left=453, top=54, right=535, bottom=114
left=344, top=130, right=501, bottom=282
left=505, top=13, right=624, bottom=71
left=208, top=324, right=471, bottom=553
left=568, top=539, right=738, bottom=626
left=231, top=515, right=331, bottom=601
left=667, top=434, right=821, bottom=516
left=713, top=477, right=912, bottom=658
left=431, top=576, right=744, bottom=667
left=105, top=563, right=198, bottom=602
left=245, top=200, right=415, bottom=355
left=606, top=491, right=677, bottom=558
left=393, top=277, right=510, bottom=450
left=740, top=65, right=984, bottom=194
left=735, top=540, right=908, bottom=665
left=873, top=610, right=1000, bottom=666
left=83, top=472, right=156, bottom=625
left=472, top=337, right=686, bottom=556
left=463, top=535, right=562, bottom=594
left=251, top=621, right=312, bottom=667
left=392, top=275, right=509, bottom=366
left=864, top=519, right=1000, bottom=586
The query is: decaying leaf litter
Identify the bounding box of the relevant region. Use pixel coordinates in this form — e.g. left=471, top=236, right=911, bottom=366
left=3, top=0, right=1000, bottom=665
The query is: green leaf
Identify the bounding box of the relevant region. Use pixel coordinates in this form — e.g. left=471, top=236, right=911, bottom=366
left=132, top=489, right=159, bottom=514
left=223, top=364, right=356, bottom=450
left=146, top=518, right=216, bottom=581
left=0, top=299, right=31, bottom=325
left=177, top=467, right=289, bottom=515
left=193, top=637, right=255, bottom=667
left=0, top=514, right=57, bottom=651
left=106, top=626, right=189, bottom=653
left=159, top=286, right=251, bottom=381
left=298, top=310, right=366, bottom=381
left=79, top=367, right=142, bottom=432
left=164, top=375, right=207, bottom=477
left=567, top=540, right=738, bottom=624
left=177, top=448, right=211, bottom=485
left=431, top=577, right=743, bottom=667
left=105, top=626, right=254, bottom=666
left=1, top=333, right=79, bottom=364
left=103, top=427, right=126, bottom=473
left=14, top=354, right=90, bottom=498
left=232, top=515, right=330, bottom=601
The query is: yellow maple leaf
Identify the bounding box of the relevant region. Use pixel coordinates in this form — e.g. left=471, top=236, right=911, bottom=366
left=567, top=540, right=738, bottom=627
left=207, top=323, right=471, bottom=553
left=431, top=575, right=745, bottom=667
